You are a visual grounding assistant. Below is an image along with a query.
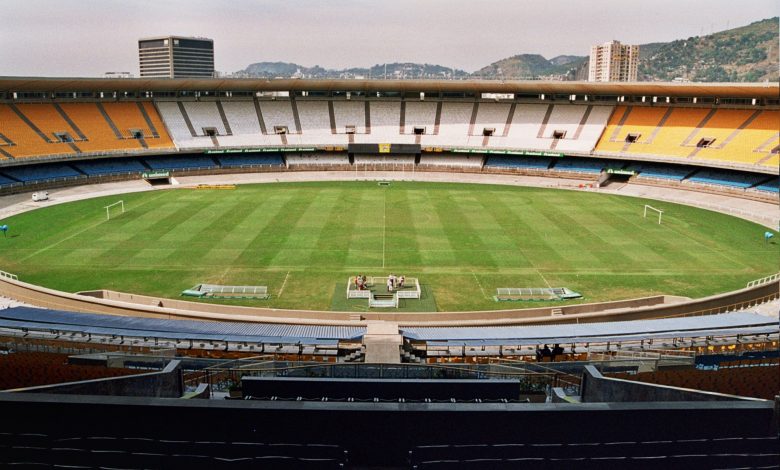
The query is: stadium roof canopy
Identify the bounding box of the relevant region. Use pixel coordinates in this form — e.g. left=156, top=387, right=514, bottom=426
left=0, top=76, right=778, bottom=99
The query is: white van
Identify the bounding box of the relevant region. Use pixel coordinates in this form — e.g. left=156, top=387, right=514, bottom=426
left=32, top=191, right=49, bottom=202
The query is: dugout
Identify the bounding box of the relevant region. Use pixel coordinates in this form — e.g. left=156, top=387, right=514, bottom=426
left=347, top=143, right=421, bottom=164
left=141, top=170, right=172, bottom=186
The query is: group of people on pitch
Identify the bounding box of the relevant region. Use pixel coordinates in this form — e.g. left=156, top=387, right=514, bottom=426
left=386, top=274, right=405, bottom=292
left=353, top=274, right=406, bottom=292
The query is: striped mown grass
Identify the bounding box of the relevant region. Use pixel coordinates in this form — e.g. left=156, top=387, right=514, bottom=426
left=0, top=181, right=776, bottom=312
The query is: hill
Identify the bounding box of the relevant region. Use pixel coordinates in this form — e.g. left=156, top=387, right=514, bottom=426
left=638, top=17, right=779, bottom=82
left=238, top=61, right=469, bottom=79
left=235, top=17, right=778, bottom=82
left=472, top=54, right=586, bottom=80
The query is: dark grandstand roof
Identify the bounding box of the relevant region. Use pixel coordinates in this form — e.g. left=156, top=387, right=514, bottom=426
left=0, top=307, right=775, bottom=346
left=0, top=307, right=365, bottom=344
left=1, top=76, right=778, bottom=98
left=402, top=313, right=779, bottom=345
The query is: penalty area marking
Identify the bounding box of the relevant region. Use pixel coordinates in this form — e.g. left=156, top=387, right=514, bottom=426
left=19, top=191, right=166, bottom=263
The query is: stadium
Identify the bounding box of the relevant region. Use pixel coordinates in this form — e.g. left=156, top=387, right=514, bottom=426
left=0, top=76, right=778, bottom=469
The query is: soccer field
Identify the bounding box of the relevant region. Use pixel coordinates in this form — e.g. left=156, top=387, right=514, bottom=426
left=0, top=181, right=776, bottom=312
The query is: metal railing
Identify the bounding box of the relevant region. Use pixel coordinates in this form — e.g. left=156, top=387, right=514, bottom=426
left=747, top=273, right=780, bottom=288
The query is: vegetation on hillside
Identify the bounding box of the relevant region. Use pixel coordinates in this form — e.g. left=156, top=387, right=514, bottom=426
left=639, top=17, right=779, bottom=82
left=236, top=17, right=778, bottom=82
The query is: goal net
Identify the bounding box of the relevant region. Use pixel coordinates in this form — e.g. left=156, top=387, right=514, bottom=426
left=643, top=204, right=663, bottom=224
left=104, top=200, right=125, bottom=220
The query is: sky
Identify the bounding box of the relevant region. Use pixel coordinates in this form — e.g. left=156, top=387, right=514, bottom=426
left=0, top=0, right=777, bottom=77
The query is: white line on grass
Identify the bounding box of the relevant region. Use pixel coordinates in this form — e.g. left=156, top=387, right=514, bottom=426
left=20, top=191, right=167, bottom=262
left=19, top=219, right=111, bottom=262
left=277, top=271, right=290, bottom=298
left=382, top=187, right=387, bottom=269
left=536, top=269, right=553, bottom=288
left=472, top=271, right=490, bottom=299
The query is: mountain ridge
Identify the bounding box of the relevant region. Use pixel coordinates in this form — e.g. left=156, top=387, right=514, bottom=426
left=236, top=17, right=778, bottom=82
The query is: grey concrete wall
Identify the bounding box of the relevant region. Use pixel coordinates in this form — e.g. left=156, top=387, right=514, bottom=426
left=580, top=365, right=767, bottom=403
left=7, top=360, right=183, bottom=398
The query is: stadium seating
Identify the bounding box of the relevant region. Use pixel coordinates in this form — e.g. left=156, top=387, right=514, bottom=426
left=595, top=106, right=779, bottom=168
left=183, top=101, right=229, bottom=136
left=143, top=155, right=217, bottom=170
left=687, top=169, right=769, bottom=189
left=73, top=158, right=148, bottom=176
left=485, top=156, right=551, bottom=170
left=609, top=363, right=780, bottom=400
left=404, top=101, right=438, bottom=136
left=365, top=101, right=403, bottom=142
left=500, top=103, right=549, bottom=149
left=221, top=101, right=261, bottom=135
left=554, top=105, right=614, bottom=153
left=259, top=100, right=297, bottom=134
left=57, top=103, right=145, bottom=153
left=0, top=174, right=21, bottom=187
left=426, top=102, right=472, bottom=147
left=0, top=352, right=138, bottom=390
left=285, top=153, right=349, bottom=165
left=472, top=103, right=511, bottom=138
left=626, top=162, right=694, bottom=181
left=216, top=153, right=284, bottom=167
left=1, top=163, right=82, bottom=183
left=694, top=109, right=779, bottom=167
left=418, top=155, right=484, bottom=168
left=754, top=176, right=779, bottom=193
left=332, top=100, right=366, bottom=134
left=551, top=157, right=611, bottom=174
left=155, top=101, right=210, bottom=149
left=102, top=102, right=174, bottom=150
left=0, top=104, right=76, bottom=158
left=0, top=103, right=174, bottom=160
left=296, top=100, right=339, bottom=144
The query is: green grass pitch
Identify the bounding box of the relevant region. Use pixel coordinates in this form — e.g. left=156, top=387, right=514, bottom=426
left=0, top=181, right=776, bottom=312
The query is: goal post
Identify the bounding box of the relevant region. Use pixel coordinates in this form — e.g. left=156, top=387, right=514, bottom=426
left=643, top=204, right=663, bottom=224
left=104, top=200, right=125, bottom=220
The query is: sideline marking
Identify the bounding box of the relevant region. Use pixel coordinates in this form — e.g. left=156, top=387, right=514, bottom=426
left=472, top=271, right=490, bottom=300
left=382, top=187, right=387, bottom=269
left=277, top=271, right=290, bottom=298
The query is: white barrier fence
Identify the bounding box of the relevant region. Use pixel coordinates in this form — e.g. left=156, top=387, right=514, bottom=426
left=747, top=273, right=780, bottom=288
left=346, top=276, right=420, bottom=298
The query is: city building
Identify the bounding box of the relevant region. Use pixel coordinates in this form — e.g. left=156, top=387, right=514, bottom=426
left=138, top=36, right=214, bottom=78
left=588, top=40, right=639, bottom=82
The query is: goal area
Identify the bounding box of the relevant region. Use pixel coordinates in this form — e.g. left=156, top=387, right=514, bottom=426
left=104, top=201, right=125, bottom=220
left=643, top=204, right=664, bottom=224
